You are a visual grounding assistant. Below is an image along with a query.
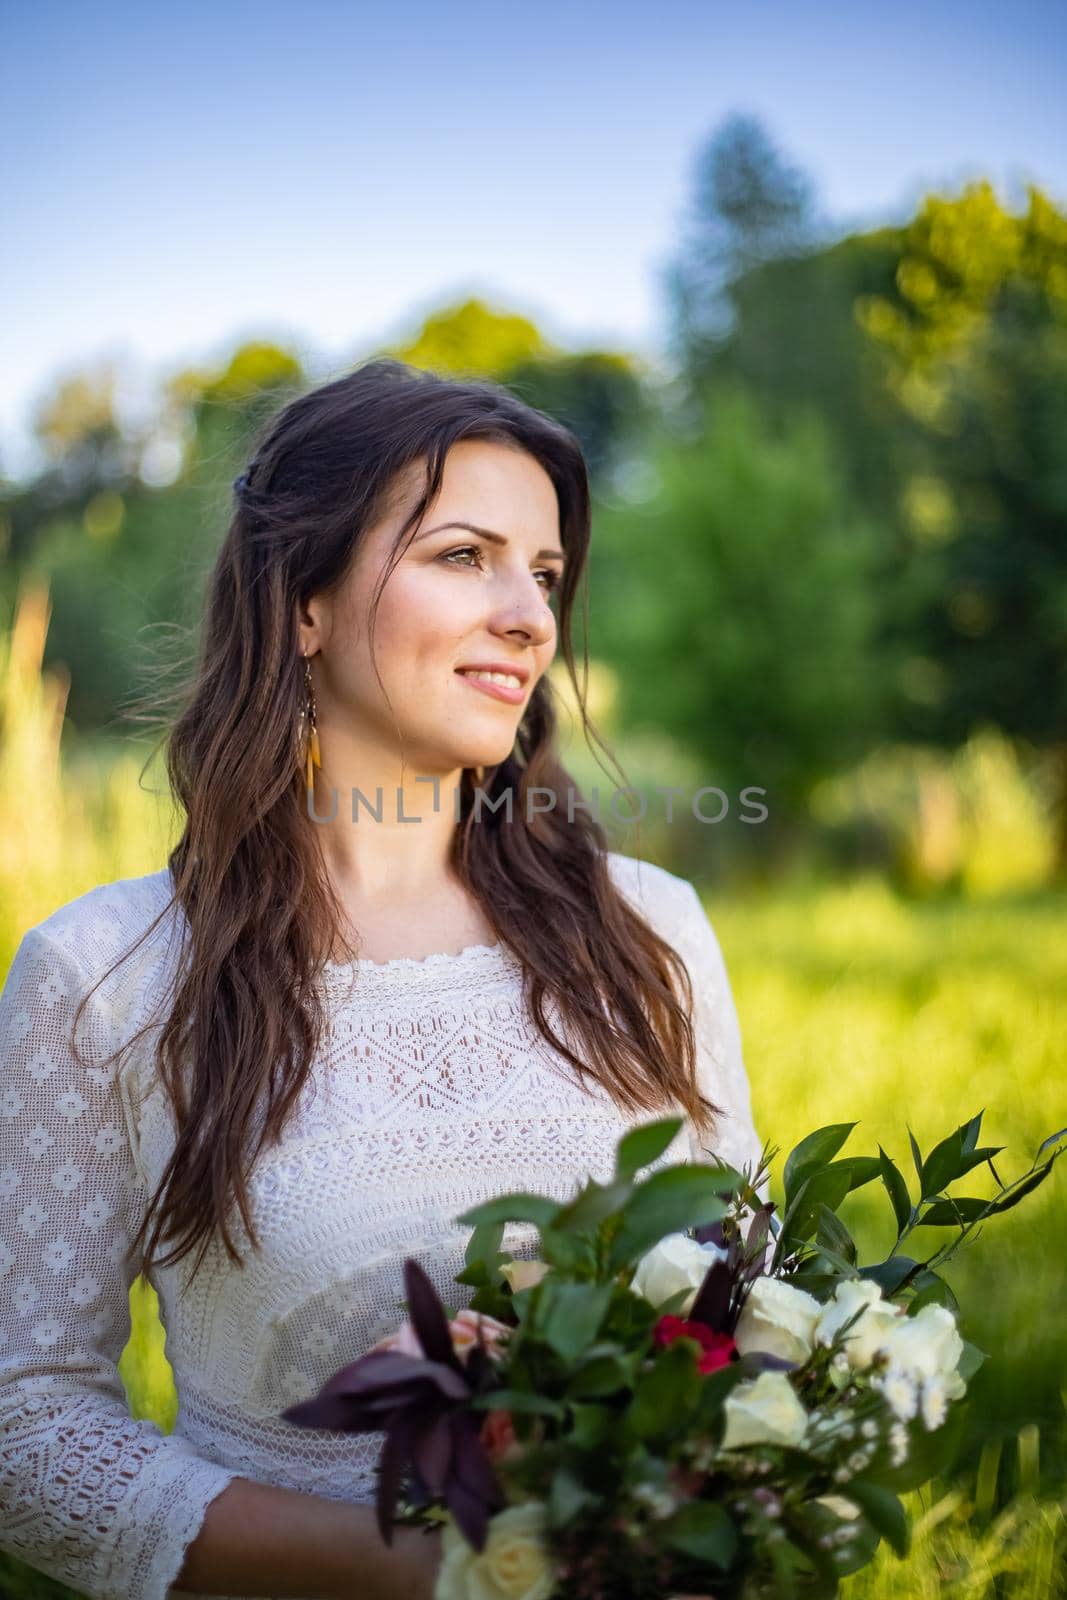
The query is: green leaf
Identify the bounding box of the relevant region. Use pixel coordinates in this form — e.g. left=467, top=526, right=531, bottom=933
left=606, top=1166, right=729, bottom=1274
left=833, top=1155, right=882, bottom=1192
left=464, top=1219, right=504, bottom=1271
left=984, top=1159, right=1058, bottom=1214
left=548, top=1465, right=600, bottom=1529
left=567, top=1351, right=633, bottom=1399
left=783, top=1123, right=856, bottom=1208
left=660, top=1501, right=738, bottom=1568
left=538, top=1227, right=597, bottom=1274
left=779, top=1162, right=854, bottom=1246
left=907, top=1127, right=924, bottom=1187
left=959, top=1110, right=984, bottom=1154
left=906, top=1271, right=959, bottom=1315
left=454, top=1260, right=491, bottom=1288
left=566, top=1401, right=614, bottom=1448
left=467, top=1389, right=565, bottom=1417
left=920, top=1195, right=991, bottom=1226
left=626, top=1339, right=701, bottom=1442
left=859, top=1256, right=922, bottom=1296
left=815, top=1202, right=857, bottom=1265
left=955, top=1145, right=1005, bottom=1179
left=957, top=1338, right=986, bottom=1380
left=550, top=1177, right=633, bottom=1235
left=920, top=1129, right=964, bottom=1198
left=537, top=1280, right=615, bottom=1362
left=1037, top=1126, right=1067, bottom=1157
left=878, top=1146, right=911, bottom=1237
left=455, top=1192, right=561, bottom=1229
left=614, top=1117, right=684, bottom=1180
left=840, top=1481, right=910, bottom=1557
left=811, top=1240, right=859, bottom=1277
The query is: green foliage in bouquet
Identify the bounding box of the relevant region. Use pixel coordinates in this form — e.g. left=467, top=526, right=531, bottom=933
left=446, top=1115, right=1065, bottom=1598
left=283, top=1113, right=1064, bottom=1600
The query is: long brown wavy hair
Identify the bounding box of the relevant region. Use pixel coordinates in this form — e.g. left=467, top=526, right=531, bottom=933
left=72, top=357, right=721, bottom=1288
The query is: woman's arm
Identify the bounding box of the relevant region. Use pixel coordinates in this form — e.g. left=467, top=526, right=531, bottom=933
left=0, top=926, right=240, bottom=1600
left=171, top=1478, right=442, bottom=1598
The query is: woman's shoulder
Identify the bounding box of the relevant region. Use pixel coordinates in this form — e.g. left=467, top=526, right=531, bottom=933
left=21, top=867, right=177, bottom=987
left=604, top=849, right=699, bottom=922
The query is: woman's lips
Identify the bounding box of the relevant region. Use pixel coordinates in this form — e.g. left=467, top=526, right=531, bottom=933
left=455, top=670, right=526, bottom=705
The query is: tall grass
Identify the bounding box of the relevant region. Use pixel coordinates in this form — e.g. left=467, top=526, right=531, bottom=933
left=1, top=583, right=1064, bottom=1597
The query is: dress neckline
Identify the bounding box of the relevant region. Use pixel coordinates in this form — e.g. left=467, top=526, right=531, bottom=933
left=319, top=938, right=516, bottom=996
left=323, top=940, right=503, bottom=974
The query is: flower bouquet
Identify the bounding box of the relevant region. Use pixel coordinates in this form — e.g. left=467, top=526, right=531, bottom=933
left=282, top=1111, right=1064, bottom=1599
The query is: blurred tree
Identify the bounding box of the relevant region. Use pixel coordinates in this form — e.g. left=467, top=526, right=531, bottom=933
left=383, top=296, right=654, bottom=486
left=505, top=352, right=655, bottom=484
left=590, top=388, right=892, bottom=837
left=385, top=296, right=554, bottom=376
left=668, top=131, right=1067, bottom=871
left=5, top=342, right=305, bottom=733
left=663, top=112, right=818, bottom=375
left=855, top=184, right=1067, bottom=870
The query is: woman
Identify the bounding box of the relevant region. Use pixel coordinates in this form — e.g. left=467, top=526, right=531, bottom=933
left=0, top=359, right=762, bottom=1600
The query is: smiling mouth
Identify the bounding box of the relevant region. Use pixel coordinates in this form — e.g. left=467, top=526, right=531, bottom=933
left=455, top=669, right=527, bottom=704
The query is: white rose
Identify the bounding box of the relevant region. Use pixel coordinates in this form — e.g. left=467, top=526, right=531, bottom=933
left=878, top=1303, right=964, bottom=1384
left=814, top=1278, right=906, bottom=1371
left=733, top=1275, right=822, bottom=1365
left=499, top=1258, right=551, bottom=1294
left=630, top=1232, right=729, bottom=1316
left=720, top=1370, right=809, bottom=1451
left=434, top=1501, right=557, bottom=1600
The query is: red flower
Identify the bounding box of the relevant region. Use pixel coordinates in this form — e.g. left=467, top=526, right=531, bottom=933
left=653, top=1313, right=737, bottom=1374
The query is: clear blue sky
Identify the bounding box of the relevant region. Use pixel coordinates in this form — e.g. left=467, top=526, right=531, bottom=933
left=3, top=0, right=1065, bottom=477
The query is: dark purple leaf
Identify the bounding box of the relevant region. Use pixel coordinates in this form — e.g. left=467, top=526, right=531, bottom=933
left=743, top=1205, right=774, bottom=1284
left=448, top=1471, right=490, bottom=1553
left=453, top=1410, right=505, bottom=1504
left=323, top=1349, right=471, bottom=1404
left=404, top=1259, right=462, bottom=1370
left=376, top=1407, right=423, bottom=1547
left=445, top=1411, right=506, bottom=1552
left=412, top=1412, right=454, bottom=1495
left=689, top=1258, right=733, bottom=1332
left=280, top=1392, right=367, bottom=1431
left=693, top=1218, right=727, bottom=1250
left=742, top=1349, right=798, bottom=1374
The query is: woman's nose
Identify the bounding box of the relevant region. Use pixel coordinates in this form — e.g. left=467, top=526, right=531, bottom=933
left=494, top=577, right=555, bottom=646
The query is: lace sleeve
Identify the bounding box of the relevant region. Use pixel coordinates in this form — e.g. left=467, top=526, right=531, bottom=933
left=672, top=883, right=769, bottom=1199
left=0, top=925, right=240, bottom=1600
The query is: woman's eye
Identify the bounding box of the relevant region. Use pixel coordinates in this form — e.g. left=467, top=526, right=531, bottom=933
left=441, top=546, right=561, bottom=594
left=441, top=546, right=483, bottom=570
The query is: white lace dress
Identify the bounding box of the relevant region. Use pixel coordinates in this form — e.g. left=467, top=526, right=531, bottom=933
left=0, top=850, right=763, bottom=1600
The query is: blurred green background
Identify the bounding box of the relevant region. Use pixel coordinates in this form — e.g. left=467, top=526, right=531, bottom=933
left=2, top=114, right=1065, bottom=1596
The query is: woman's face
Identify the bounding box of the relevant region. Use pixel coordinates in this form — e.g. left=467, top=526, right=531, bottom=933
left=301, top=438, right=564, bottom=779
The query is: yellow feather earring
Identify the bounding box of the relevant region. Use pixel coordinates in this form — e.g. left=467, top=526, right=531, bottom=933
left=302, top=651, right=322, bottom=803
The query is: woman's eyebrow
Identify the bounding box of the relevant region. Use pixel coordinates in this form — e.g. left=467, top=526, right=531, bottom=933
left=418, top=520, right=566, bottom=565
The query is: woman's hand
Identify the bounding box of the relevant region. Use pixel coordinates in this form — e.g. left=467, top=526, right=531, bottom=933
left=391, top=1522, right=445, bottom=1599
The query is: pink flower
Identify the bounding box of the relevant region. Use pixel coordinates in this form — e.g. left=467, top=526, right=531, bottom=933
left=368, top=1308, right=513, bottom=1366
left=367, top=1319, right=425, bottom=1360
left=447, top=1308, right=513, bottom=1362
